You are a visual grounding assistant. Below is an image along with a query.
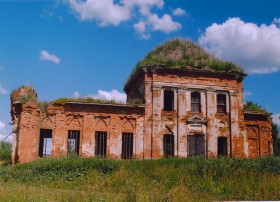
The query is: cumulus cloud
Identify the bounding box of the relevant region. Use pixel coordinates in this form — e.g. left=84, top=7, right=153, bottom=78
left=39, top=50, right=60, bottom=64
left=66, top=0, right=181, bottom=38
left=244, top=90, right=252, bottom=97
left=67, top=0, right=130, bottom=26
left=74, top=89, right=127, bottom=103
left=0, top=121, right=5, bottom=130
left=148, top=13, right=181, bottom=33
left=73, top=91, right=80, bottom=98
left=0, top=85, right=7, bottom=95
left=273, top=17, right=280, bottom=26
left=272, top=114, right=280, bottom=125
left=0, top=120, right=12, bottom=142
left=172, top=8, right=186, bottom=16
left=199, top=18, right=280, bottom=74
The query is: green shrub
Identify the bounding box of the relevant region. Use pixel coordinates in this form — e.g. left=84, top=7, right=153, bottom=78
left=0, top=141, right=12, bottom=163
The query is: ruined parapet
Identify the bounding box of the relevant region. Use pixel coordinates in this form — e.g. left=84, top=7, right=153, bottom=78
left=11, top=86, right=38, bottom=104
left=10, top=86, right=39, bottom=164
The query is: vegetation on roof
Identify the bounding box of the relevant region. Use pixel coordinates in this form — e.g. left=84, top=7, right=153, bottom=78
left=125, top=38, right=244, bottom=87
left=51, top=97, right=118, bottom=105
left=38, top=100, right=49, bottom=113
left=244, top=101, right=267, bottom=113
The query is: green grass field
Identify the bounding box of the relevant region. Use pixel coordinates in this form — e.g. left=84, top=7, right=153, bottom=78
left=1, top=157, right=280, bottom=201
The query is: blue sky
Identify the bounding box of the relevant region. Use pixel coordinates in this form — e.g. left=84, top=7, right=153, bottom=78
left=0, top=0, right=280, bottom=141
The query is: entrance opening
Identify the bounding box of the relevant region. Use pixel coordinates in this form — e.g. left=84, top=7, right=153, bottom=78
left=122, top=133, right=133, bottom=159
left=163, top=134, right=174, bottom=157
left=95, top=131, right=107, bottom=157
left=218, top=137, right=227, bottom=156
left=68, top=130, right=80, bottom=155
left=188, top=134, right=205, bottom=156
left=39, top=129, right=52, bottom=157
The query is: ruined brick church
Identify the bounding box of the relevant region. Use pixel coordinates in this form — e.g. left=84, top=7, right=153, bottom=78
left=11, top=39, right=272, bottom=164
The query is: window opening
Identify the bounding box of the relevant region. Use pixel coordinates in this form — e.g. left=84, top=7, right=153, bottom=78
left=191, top=92, right=201, bottom=113
left=163, top=134, right=174, bottom=157
left=68, top=130, right=80, bottom=155
left=95, top=131, right=107, bottom=157
left=164, top=90, right=174, bottom=111
left=188, top=134, right=205, bottom=156
left=39, top=129, right=52, bottom=157
left=217, top=94, right=226, bottom=114
left=218, top=137, right=227, bottom=156
left=122, top=133, right=133, bottom=159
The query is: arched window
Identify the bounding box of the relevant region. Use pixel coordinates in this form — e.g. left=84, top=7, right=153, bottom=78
left=191, top=92, right=200, bottom=113
left=217, top=94, right=226, bottom=114
left=164, top=90, right=174, bottom=111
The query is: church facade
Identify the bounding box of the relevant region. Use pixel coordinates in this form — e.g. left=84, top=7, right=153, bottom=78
left=10, top=40, right=272, bottom=164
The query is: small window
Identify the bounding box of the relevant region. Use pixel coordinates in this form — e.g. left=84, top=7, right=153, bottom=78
left=68, top=130, right=80, bottom=155
left=217, top=94, right=226, bottom=114
left=268, top=141, right=271, bottom=155
left=191, top=92, right=200, bottom=113
left=122, top=133, right=133, bottom=159
left=188, top=134, right=205, bottom=156
left=218, top=137, right=227, bottom=156
left=164, top=90, right=174, bottom=111
left=39, top=129, right=52, bottom=157
left=163, top=134, right=174, bottom=157
left=95, top=131, right=107, bottom=157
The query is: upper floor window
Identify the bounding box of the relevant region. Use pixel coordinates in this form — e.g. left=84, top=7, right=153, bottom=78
left=164, top=90, right=174, bottom=111
left=191, top=92, right=200, bottom=113
left=217, top=94, right=226, bottom=114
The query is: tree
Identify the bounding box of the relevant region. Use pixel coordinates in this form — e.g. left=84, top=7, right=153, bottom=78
left=0, top=141, right=12, bottom=162
left=272, top=123, right=280, bottom=156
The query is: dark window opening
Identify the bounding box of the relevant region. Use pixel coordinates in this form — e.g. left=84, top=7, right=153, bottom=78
left=39, top=129, right=52, bottom=157
left=164, top=90, right=174, bottom=111
left=163, top=134, right=174, bottom=157
left=191, top=92, right=201, bottom=113
left=68, top=130, right=80, bottom=155
left=217, top=94, right=226, bottom=114
left=95, top=131, right=107, bottom=157
left=218, top=137, right=227, bottom=156
left=188, top=134, right=205, bottom=156
left=122, top=133, right=133, bottom=159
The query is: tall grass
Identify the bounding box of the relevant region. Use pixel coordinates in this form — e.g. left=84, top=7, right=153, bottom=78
left=1, top=157, right=280, bottom=201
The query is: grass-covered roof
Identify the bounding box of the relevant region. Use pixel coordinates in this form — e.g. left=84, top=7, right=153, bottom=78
left=125, top=38, right=244, bottom=87
left=244, top=101, right=268, bottom=113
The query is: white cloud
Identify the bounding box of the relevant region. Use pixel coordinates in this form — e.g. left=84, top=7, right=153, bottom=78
left=148, top=13, right=181, bottom=33
left=172, top=8, right=186, bottom=16
left=0, top=85, right=7, bottom=95
left=272, top=114, right=280, bottom=125
left=67, top=0, right=130, bottom=26
left=0, top=121, right=5, bottom=130
left=199, top=18, right=280, bottom=74
left=273, top=17, right=280, bottom=25
left=87, top=89, right=127, bottom=103
left=74, top=89, right=127, bottom=103
left=73, top=91, right=80, bottom=98
left=66, top=0, right=181, bottom=37
left=244, top=90, right=252, bottom=97
left=0, top=120, right=12, bottom=142
left=39, top=50, right=60, bottom=64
